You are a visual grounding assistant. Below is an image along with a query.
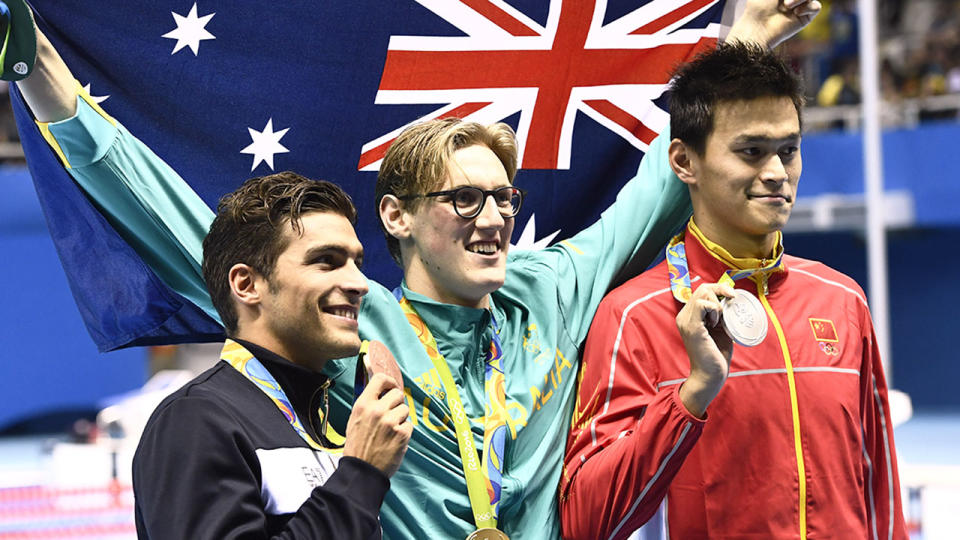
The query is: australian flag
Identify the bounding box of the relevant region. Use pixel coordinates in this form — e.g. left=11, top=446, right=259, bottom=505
left=12, top=0, right=730, bottom=351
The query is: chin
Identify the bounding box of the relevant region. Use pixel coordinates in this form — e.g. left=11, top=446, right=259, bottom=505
left=474, top=271, right=506, bottom=295
left=329, top=337, right=362, bottom=360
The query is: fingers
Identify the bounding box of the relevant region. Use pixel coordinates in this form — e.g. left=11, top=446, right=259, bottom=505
left=783, top=0, right=822, bottom=18
left=708, top=320, right=735, bottom=362
left=356, top=377, right=407, bottom=416
left=362, top=372, right=403, bottom=400
left=687, top=282, right=735, bottom=328
left=796, top=1, right=822, bottom=20
left=386, top=401, right=413, bottom=427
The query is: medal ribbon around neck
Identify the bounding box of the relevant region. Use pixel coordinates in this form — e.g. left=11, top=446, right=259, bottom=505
left=220, top=339, right=324, bottom=451
left=665, top=228, right=785, bottom=303
left=394, top=291, right=507, bottom=530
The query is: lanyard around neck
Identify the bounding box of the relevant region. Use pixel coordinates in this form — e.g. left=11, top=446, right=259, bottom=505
left=394, top=290, right=508, bottom=530
left=220, top=339, right=328, bottom=451
left=665, top=225, right=784, bottom=303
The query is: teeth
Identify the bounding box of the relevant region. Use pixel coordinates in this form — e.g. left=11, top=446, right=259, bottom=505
left=329, top=308, right=356, bottom=320
left=468, top=243, right=498, bottom=254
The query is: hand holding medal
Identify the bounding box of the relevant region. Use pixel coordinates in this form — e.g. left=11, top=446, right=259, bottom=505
left=346, top=340, right=412, bottom=478
left=666, top=230, right=779, bottom=418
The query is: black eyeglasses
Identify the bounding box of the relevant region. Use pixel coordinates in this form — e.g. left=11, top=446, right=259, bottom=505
left=399, top=186, right=526, bottom=219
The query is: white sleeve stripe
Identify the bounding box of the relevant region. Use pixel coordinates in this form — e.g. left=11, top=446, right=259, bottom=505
left=790, top=267, right=868, bottom=307
left=873, top=375, right=896, bottom=540
left=861, top=423, right=878, bottom=540
left=655, top=367, right=859, bottom=390
left=590, top=278, right=699, bottom=447
left=589, top=285, right=668, bottom=446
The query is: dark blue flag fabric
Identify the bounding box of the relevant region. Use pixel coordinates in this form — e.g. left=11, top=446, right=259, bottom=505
left=12, top=0, right=729, bottom=351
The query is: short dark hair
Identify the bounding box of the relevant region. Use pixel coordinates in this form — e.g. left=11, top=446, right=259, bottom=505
left=669, top=42, right=805, bottom=155
left=202, top=171, right=357, bottom=333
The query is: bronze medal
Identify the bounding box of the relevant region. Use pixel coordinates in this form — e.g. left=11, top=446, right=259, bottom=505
left=466, top=528, right=510, bottom=540
left=361, top=339, right=404, bottom=389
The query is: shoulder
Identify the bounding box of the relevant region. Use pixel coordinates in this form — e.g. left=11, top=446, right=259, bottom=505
left=142, top=363, right=255, bottom=438
left=784, top=255, right=868, bottom=307
left=598, top=261, right=674, bottom=316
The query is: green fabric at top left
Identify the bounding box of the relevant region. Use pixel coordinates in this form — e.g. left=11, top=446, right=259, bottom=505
left=45, top=94, right=219, bottom=323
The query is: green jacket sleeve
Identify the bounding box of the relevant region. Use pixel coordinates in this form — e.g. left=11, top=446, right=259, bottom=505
left=40, top=92, right=219, bottom=324
left=507, top=128, right=691, bottom=345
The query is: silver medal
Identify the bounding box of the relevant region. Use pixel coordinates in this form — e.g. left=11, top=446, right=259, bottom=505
left=721, top=289, right=767, bottom=347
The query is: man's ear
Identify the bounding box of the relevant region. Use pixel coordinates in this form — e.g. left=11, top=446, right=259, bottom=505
left=379, top=194, right=412, bottom=240
left=668, top=138, right=698, bottom=187
left=228, top=263, right=263, bottom=307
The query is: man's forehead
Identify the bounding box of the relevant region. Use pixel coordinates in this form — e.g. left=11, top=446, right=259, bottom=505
left=284, top=211, right=361, bottom=249
left=712, top=97, right=801, bottom=139
left=443, top=144, right=509, bottom=186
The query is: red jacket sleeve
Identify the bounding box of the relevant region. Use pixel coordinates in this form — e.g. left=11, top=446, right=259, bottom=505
left=560, top=294, right=704, bottom=540
left=859, top=311, right=908, bottom=540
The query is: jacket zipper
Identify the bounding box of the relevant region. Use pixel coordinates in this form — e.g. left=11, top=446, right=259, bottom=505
left=756, top=274, right=807, bottom=539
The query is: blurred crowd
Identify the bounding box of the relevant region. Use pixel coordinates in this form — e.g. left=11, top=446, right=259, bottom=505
left=783, top=0, right=960, bottom=126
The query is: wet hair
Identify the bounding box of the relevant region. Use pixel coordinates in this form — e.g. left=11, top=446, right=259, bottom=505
left=202, top=171, right=356, bottom=333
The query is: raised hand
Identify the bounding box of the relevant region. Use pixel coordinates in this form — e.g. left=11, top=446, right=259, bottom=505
left=676, top=282, right=736, bottom=418
left=343, top=373, right=413, bottom=477
left=727, top=0, right=823, bottom=49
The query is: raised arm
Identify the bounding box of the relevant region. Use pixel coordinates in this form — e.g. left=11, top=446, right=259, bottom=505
left=15, top=28, right=77, bottom=122
left=12, top=21, right=218, bottom=322
left=724, top=0, right=822, bottom=49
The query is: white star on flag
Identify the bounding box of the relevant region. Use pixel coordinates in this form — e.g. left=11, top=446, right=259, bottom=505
left=512, top=214, right=561, bottom=251
left=240, top=119, right=290, bottom=171
left=81, top=83, right=109, bottom=104
left=162, top=3, right=215, bottom=56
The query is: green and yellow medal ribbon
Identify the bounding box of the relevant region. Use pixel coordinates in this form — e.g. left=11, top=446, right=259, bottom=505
left=395, top=294, right=507, bottom=530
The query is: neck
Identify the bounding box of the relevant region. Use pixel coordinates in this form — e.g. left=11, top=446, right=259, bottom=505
left=231, top=327, right=327, bottom=372
left=404, top=279, right=491, bottom=309
left=689, top=217, right=779, bottom=260
left=402, top=255, right=492, bottom=309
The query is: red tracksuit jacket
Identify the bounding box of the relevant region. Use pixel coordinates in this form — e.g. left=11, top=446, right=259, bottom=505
left=561, top=223, right=906, bottom=540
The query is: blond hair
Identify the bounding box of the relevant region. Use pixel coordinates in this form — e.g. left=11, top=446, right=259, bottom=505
left=375, top=118, right=518, bottom=263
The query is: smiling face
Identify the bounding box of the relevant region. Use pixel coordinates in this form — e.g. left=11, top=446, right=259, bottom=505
left=683, top=96, right=802, bottom=258
left=252, top=211, right=368, bottom=368
left=402, top=144, right=515, bottom=308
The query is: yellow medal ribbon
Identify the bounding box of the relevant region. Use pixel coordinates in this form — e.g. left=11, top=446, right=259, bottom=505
left=666, top=221, right=785, bottom=301
left=221, top=339, right=339, bottom=451
left=396, top=295, right=504, bottom=530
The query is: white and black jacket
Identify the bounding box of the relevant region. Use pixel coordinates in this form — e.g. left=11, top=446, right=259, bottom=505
left=133, top=340, right=388, bottom=539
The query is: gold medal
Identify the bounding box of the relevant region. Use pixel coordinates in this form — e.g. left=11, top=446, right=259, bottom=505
left=466, top=528, right=510, bottom=540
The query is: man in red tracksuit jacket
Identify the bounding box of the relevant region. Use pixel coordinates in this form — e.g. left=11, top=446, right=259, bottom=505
left=560, top=42, right=907, bottom=540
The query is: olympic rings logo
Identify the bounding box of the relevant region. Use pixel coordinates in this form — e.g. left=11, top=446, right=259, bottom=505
left=819, top=342, right=840, bottom=356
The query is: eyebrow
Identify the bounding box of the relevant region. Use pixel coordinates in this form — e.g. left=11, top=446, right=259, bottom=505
left=732, top=133, right=801, bottom=145
left=302, top=245, right=364, bottom=262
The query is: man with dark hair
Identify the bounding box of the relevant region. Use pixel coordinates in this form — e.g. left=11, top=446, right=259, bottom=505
left=13, top=2, right=820, bottom=538
left=561, top=42, right=907, bottom=540
left=128, top=171, right=412, bottom=538
left=200, top=172, right=360, bottom=334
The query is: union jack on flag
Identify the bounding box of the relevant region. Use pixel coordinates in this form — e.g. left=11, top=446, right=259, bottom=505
left=360, top=0, right=724, bottom=171
left=11, top=0, right=730, bottom=350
